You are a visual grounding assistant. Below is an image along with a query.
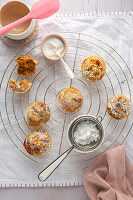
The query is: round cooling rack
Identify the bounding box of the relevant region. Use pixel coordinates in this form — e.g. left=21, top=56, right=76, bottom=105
left=0, top=32, right=133, bottom=173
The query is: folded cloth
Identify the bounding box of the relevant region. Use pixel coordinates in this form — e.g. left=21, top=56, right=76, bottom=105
left=84, top=145, right=133, bottom=200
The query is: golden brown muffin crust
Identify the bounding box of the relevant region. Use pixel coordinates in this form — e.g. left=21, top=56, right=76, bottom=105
left=58, top=87, right=83, bottom=112
left=107, top=94, right=131, bottom=120
left=9, top=78, right=32, bottom=94
left=81, top=56, right=106, bottom=81
left=24, top=130, right=52, bottom=157
left=25, top=102, right=50, bottom=127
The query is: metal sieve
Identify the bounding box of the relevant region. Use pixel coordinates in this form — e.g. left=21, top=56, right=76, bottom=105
left=68, top=115, right=104, bottom=153
left=38, top=115, right=105, bottom=181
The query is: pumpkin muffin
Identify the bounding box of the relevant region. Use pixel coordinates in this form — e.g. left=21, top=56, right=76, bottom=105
left=58, top=87, right=83, bottom=112
left=16, top=55, right=39, bottom=76
left=9, top=78, right=32, bottom=94
left=25, top=102, right=50, bottom=127
left=81, top=56, right=106, bottom=81
left=107, top=94, right=131, bottom=120
left=24, top=130, right=52, bottom=157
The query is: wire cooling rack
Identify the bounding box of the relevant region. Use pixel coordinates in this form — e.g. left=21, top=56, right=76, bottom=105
left=0, top=32, right=133, bottom=179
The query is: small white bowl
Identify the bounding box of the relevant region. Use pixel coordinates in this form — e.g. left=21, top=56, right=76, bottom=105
left=41, top=33, right=68, bottom=61
left=0, top=1, right=36, bottom=40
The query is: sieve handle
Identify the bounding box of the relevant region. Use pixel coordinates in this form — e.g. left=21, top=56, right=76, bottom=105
left=97, top=116, right=103, bottom=122
left=38, top=146, right=74, bottom=181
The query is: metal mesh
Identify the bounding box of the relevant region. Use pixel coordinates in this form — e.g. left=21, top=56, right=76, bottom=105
left=0, top=32, right=133, bottom=172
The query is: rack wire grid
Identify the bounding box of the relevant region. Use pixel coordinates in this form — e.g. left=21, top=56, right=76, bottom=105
left=0, top=32, right=133, bottom=177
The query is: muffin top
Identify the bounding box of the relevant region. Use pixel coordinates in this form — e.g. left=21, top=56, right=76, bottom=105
left=107, top=94, right=131, bottom=120
left=24, top=130, right=52, bottom=157
left=58, top=87, right=83, bottom=112
left=26, top=102, right=50, bottom=127
left=81, top=56, right=106, bottom=81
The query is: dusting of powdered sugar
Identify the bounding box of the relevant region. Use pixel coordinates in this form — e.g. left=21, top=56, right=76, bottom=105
left=74, top=120, right=100, bottom=145
left=108, top=97, right=129, bottom=119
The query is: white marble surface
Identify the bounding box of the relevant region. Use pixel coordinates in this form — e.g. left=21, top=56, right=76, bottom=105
left=0, top=0, right=133, bottom=199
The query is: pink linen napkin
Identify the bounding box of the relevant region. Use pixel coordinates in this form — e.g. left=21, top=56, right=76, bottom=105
left=84, top=145, right=133, bottom=200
